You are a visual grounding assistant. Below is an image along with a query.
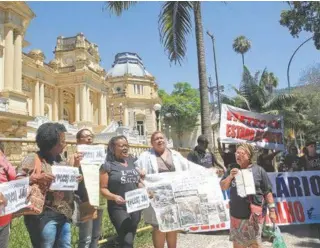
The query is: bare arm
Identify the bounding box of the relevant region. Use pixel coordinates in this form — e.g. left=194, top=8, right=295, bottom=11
left=99, top=172, right=118, bottom=201
left=220, top=175, right=233, bottom=191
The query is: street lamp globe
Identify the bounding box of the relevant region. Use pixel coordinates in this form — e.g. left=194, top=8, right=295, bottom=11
left=153, top=103, right=162, bottom=112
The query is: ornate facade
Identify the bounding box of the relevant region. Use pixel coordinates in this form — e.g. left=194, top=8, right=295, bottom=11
left=0, top=2, right=161, bottom=144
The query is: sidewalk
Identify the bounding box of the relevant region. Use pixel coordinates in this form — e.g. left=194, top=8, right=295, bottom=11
left=177, top=225, right=320, bottom=248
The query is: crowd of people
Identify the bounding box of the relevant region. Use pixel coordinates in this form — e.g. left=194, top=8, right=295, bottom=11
left=0, top=122, right=318, bottom=248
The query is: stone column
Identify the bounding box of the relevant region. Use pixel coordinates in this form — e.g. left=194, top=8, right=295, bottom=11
left=59, top=89, right=64, bottom=120
left=13, top=31, right=22, bottom=92
left=39, top=83, right=45, bottom=116
left=75, top=85, right=80, bottom=122
left=99, top=93, right=104, bottom=125
left=80, top=85, right=87, bottom=121
left=87, top=87, right=91, bottom=122
left=4, top=27, right=14, bottom=90
left=103, top=93, right=107, bottom=125
left=33, top=81, right=40, bottom=116
left=124, top=107, right=129, bottom=126
left=53, top=88, right=59, bottom=121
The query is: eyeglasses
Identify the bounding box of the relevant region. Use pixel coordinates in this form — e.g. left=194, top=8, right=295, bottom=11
left=80, top=134, right=94, bottom=139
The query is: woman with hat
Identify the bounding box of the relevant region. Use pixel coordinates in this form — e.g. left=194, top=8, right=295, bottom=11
left=220, top=143, right=277, bottom=248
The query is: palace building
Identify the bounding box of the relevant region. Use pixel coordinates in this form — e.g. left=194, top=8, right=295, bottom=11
left=0, top=2, right=161, bottom=144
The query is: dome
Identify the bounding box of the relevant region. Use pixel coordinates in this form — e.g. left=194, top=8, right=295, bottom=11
left=107, top=52, right=152, bottom=78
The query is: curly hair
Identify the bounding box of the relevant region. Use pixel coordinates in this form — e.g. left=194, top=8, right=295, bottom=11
left=106, top=135, right=128, bottom=162
left=36, top=122, right=67, bottom=153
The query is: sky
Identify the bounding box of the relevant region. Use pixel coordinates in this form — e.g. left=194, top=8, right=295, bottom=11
left=24, top=1, right=319, bottom=96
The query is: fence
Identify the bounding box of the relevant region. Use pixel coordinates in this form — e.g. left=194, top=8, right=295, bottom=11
left=0, top=138, right=191, bottom=247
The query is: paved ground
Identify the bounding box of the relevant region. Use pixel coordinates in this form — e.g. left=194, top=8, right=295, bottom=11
left=176, top=225, right=320, bottom=248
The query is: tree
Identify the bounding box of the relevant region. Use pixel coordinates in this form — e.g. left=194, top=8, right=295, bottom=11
left=105, top=1, right=213, bottom=145
left=221, top=66, right=303, bottom=131
left=299, top=63, right=320, bottom=86
left=232, top=35, right=251, bottom=67
left=158, top=82, right=200, bottom=147
left=280, top=2, right=320, bottom=49
left=260, top=70, right=279, bottom=94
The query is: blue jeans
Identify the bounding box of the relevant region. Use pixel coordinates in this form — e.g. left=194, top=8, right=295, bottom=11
left=24, top=209, right=71, bottom=248
left=78, top=209, right=103, bottom=248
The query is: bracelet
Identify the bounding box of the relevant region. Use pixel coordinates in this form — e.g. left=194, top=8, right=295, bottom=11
left=268, top=203, right=276, bottom=209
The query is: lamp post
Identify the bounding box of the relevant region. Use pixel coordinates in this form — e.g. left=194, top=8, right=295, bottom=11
left=287, top=36, right=313, bottom=93
left=153, top=103, right=162, bottom=131
left=207, top=30, right=222, bottom=119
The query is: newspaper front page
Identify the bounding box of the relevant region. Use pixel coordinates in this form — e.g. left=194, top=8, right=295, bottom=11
left=144, top=168, right=228, bottom=232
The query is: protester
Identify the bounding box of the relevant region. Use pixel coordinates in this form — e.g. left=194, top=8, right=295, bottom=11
left=278, top=145, right=300, bottom=172
left=220, top=143, right=277, bottom=248
left=257, top=149, right=280, bottom=172
left=100, top=135, right=141, bottom=248
left=71, top=129, right=104, bottom=248
left=0, top=142, right=17, bottom=247
left=217, top=138, right=236, bottom=169
left=17, top=122, right=79, bottom=248
left=135, top=131, right=204, bottom=248
left=187, top=135, right=225, bottom=172
left=298, top=140, right=320, bottom=171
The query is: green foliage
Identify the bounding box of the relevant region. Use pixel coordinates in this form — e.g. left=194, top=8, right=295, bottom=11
left=159, top=82, right=200, bottom=145
left=9, top=212, right=151, bottom=248
left=232, top=35, right=251, bottom=65
left=280, top=2, right=320, bottom=49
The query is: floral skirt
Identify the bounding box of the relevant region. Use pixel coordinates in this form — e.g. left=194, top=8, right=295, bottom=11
left=229, top=216, right=262, bottom=246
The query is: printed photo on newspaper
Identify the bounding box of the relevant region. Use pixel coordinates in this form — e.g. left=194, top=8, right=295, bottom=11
left=144, top=169, right=229, bottom=232
left=77, top=144, right=106, bottom=164
left=50, top=165, right=80, bottom=191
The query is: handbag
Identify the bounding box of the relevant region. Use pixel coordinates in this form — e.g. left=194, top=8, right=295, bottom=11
left=248, top=196, right=265, bottom=225
left=13, top=155, right=48, bottom=217
left=72, top=195, right=97, bottom=224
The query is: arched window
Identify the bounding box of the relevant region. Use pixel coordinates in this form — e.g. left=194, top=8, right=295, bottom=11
left=63, top=108, right=69, bottom=121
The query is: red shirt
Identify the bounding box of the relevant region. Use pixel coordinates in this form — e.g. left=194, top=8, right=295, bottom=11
left=0, top=153, right=17, bottom=226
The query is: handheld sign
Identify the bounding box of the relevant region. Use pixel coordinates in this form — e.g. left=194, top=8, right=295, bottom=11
left=77, top=144, right=106, bottom=164
left=50, top=166, right=80, bottom=191
left=0, top=177, right=30, bottom=216
left=125, top=188, right=150, bottom=213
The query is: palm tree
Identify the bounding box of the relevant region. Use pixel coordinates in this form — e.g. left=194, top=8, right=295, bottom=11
left=260, top=70, right=278, bottom=94
left=232, top=35, right=251, bottom=67
left=221, top=66, right=310, bottom=131
left=105, top=2, right=213, bottom=145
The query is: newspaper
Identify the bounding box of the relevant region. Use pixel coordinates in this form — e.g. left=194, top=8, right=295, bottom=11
left=144, top=169, right=228, bottom=232
left=235, top=168, right=256, bottom=197
left=125, top=188, right=150, bottom=213
left=77, top=144, right=106, bottom=164
left=81, top=163, right=101, bottom=206
left=0, top=178, right=30, bottom=216
left=50, top=166, right=80, bottom=191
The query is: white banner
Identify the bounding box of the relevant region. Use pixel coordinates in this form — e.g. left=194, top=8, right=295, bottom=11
left=219, top=104, right=285, bottom=151
left=125, top=188, right=150, bottom=213
left=77, top=145, right=106, bottom=164
left=50, top=166, right=80, bottom=191
left=144, top=169, right=228, bottom=232
left=0, top=178, right=30, bottom=216
left=189, top=171, right=320, bottom=232
left=81, top=163, right=101, bottom=207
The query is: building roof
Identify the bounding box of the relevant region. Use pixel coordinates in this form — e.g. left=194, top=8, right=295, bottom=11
left=107, top=52, right=152, bottom=78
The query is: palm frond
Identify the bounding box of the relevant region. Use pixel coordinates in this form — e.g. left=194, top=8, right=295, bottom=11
left=158, top=1, right=193, bottom=64
left=263, top=93, right=296, bottom=110
left=104, top=1, right=137, bottom=16
left=232, top=86, right=251, bottom=110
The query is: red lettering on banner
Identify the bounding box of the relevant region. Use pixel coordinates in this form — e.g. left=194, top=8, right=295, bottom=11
left=226, top=124, right=255, bottom=141
left=210, top=225, right=215, bottom=229
left=190, top=227, right=199, bottom=231
left=221, top=223, right=226, bottom=228
left=282, top=201, right=296, bottom=223
left=294, top=201, right=305, bottom=222
left=201, top=225, right=209, bottom=230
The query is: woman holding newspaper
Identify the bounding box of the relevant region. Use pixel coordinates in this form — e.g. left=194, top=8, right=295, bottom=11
left=17, top=122, right=82, bottom=248
left=220, top=143, right=277, bottom=248
left=135, top=131, right=205, bottom=248
left=100, top=135, right=141, bottom=248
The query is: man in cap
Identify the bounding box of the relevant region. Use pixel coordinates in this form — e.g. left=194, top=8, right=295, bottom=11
left=298, top=140, right=320, bottom=171
left=187, top=135, right=225, bottom=172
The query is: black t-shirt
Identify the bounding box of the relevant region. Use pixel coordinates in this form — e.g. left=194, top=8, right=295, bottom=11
left=221, top=164, right=272, bottom=219
left=257, top=154, right=275, bottom=172
left=187, top=147, right=216, bottom=168
left=222, top=152, right=236, bottom=169
left=279, top=154, right=300, bottom=172
left=101, top=157, right=140, bottom=209
left=298, top=154, right=320, bottom=171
